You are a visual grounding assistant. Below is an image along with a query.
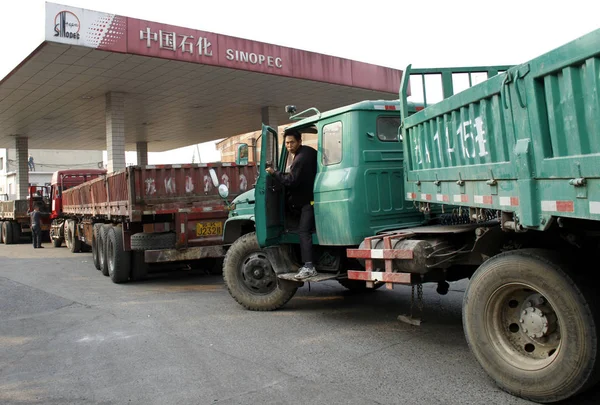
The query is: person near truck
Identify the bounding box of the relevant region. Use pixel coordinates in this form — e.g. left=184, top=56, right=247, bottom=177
left=266, top=131, right=318, bottom=280
left=28, top=204, right=43, bottom=248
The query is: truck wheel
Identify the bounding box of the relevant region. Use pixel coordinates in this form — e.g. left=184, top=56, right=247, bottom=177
left=463, top=249, right=599, bottom=403
left=107, top=226, right=131, bottom=284
left=98, top=224, right=112, bottom=276
left=11, top=222, right=21, bottom=243
left=130, top=232, right=176, bottom=251
left=0, top=221, right=4, bottom=243
left=64, top=220, right=72, bottom=250
left=91, top=224, right=102, bottom=270
left=52, top=238, right=63, bottom=248
left=337, top=278, right=384, bottom=291
left=130, top=251, right=148, bottom=281
left=2, top=221, right=13, bottom=244
left=223, top=232, right=297, bottom=311
left=68, top=220, right=81, bottom=253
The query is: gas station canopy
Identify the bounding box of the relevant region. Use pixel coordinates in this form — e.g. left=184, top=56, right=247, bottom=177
left=0, top=3, right=403, bottom=152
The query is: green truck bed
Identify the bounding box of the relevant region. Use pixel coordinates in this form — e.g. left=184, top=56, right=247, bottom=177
left=400, top=28, right=600, bottom=230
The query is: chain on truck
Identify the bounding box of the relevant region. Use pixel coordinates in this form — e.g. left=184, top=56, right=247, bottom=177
left=221, top=28, right=600, bottom=404
left=49, top=163, right=254, bottom=283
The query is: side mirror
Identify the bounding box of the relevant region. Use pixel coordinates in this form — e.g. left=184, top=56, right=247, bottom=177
left=218, top=184, right=229, bottom=199
left=236, top=143, right=249, bottom=165
left=285, top=105, right=297, bottom=115
left=209, top=168, right=219, bottom=188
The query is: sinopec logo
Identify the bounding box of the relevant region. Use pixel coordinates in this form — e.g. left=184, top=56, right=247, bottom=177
left=54, top=10, right=80, bottom=40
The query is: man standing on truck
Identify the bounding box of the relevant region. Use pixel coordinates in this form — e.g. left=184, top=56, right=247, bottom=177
left=28, top=204, right=43, bottom=248
left=266, top=131, right=318, bottom=280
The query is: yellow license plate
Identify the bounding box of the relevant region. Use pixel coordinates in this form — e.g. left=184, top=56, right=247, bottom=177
left=196, top=221, right=223, bottom=237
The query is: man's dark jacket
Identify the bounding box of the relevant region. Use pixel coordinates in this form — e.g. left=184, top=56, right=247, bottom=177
left=272, top=145, right=317, bottom=209
left=30, top=211, right=42, bottom=228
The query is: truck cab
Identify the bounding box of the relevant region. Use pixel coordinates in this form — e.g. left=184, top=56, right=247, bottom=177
left=222, top=100, right=426, bottom=310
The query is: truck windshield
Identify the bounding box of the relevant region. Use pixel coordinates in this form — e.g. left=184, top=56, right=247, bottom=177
left=377, top=116, right=401, bottom=142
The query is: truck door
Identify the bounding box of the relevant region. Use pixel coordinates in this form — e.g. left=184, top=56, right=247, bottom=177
left=255, top=124, right=283, bottom=247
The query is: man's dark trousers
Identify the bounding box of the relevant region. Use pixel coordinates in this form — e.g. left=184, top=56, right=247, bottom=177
left=32, top=226, right=42, bottom=248
left=298, top=204, right=315, bottom=263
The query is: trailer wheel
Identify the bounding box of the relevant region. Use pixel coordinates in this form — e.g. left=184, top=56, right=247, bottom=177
left=98, top=224, right=112, bottom=276
left=67, top=220, right=81, bottom=253
left=91, top=223, right=102, bottom=270
left=223, top=232, right=297, bottom=311
left=463, top=249, right=599, bottom=403
left=2, top=221, right=13, bottom=244
left=11, top=222, right=21, bottom=243
left=130, top=251, right=148, bottom=281
left=130, top=232, right=176, bottom=251
left=106, top=226, right=131, bottom=284
left=0, top=221, right=4, bottom=243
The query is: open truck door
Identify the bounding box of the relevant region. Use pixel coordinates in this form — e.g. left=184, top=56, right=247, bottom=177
left=255, top=124, right=283, bottom=247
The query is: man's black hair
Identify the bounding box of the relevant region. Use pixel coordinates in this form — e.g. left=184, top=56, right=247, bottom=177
left=285, top=131, right=301, bottom=142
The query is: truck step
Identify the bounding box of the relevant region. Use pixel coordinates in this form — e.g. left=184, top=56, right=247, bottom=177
left=277, top=272, right=339, bottom=283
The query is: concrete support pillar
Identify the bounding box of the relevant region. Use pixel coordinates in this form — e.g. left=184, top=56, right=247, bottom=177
left=261, top=106, right=279, bottom=135
left=106, top=92, right=126, bottom=173
left=15, top=137, right=29, bottom=200
left=136, top=141, right=148, bottom=166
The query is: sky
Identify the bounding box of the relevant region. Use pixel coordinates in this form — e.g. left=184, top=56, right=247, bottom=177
left=1, top=0, right=598, bottom=164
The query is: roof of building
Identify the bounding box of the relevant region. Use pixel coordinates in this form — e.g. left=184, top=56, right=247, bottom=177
left=0, top=3, right=403, bottom=153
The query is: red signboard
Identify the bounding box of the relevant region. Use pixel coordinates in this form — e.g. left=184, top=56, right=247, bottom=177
left=45, top=3, right=401, bottom=94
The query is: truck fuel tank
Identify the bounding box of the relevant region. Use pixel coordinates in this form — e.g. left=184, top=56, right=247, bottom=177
left=357, top=237, right=450, bottom=274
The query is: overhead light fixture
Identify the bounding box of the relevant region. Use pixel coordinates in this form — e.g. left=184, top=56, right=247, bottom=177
left=191, top=104, right=203, bottom=109
left=80, top=95, right=94, bottom=100
left=142, top=122, right=151, bottom=126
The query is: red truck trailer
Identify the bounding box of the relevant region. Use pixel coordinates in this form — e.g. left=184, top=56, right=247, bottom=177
left=49, top=168, right=108, bottom=247
left=58, top=163, right=255, bottom=283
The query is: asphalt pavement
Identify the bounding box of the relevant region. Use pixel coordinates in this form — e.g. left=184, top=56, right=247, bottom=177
left=1, top=243, right=599, bottom=405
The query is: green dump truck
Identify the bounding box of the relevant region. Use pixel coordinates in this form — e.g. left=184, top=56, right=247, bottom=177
left=221, top=28, right=600, bottom=403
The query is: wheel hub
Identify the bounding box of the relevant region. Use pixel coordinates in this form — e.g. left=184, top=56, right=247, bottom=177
left=520, top=307, right=549, bottom=339
left=241, top=252, right=277, bottom=294
left=519, top=294, right=557, bottom=339
left=486, top=285, right=561, bottom=369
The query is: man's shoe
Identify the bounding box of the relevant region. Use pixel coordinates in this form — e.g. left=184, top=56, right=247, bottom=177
left=37, top=246, right=44, bottom=248
left=294, top=265, right=317, bottom=280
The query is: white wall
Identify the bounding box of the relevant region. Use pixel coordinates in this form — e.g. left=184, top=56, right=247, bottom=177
left=0, top=148, right=103, bottom=199
left=3, top=148, right=103, bottom=173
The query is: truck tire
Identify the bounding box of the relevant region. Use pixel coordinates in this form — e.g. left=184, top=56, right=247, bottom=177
left=107, top=226, right=131, bottom=284
left=91, top=223, right=102, bottom=270
left=130, top=232, right=176, bottom=251
left=2, top=221, right=13, bottom=244
left=68, top=220, right=81, bottom=253
left=0, top=221, right=4, bottom=243
left=52, top=238, right=63, bottom=248
left=130, top=251, right=148, bottom=281
left=463, top=249, right=600, bottom=403
left=223, top=232, right=297, bottom=311
left=11, top=222, right=21, bottom=243
left=64, top=220, right=72, bottom=250
left=99, top=224, right=112, bottom=276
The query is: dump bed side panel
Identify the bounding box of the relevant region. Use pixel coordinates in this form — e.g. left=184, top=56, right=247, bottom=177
left=0, top=200, right=28, bottom=219
left=132, top=164, right=255, bottom=211
left=401, top=29, right=600, bottom=228
left=62, top=164, right=255, bottom=219
left=404, top=72, right=515, bottom=181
